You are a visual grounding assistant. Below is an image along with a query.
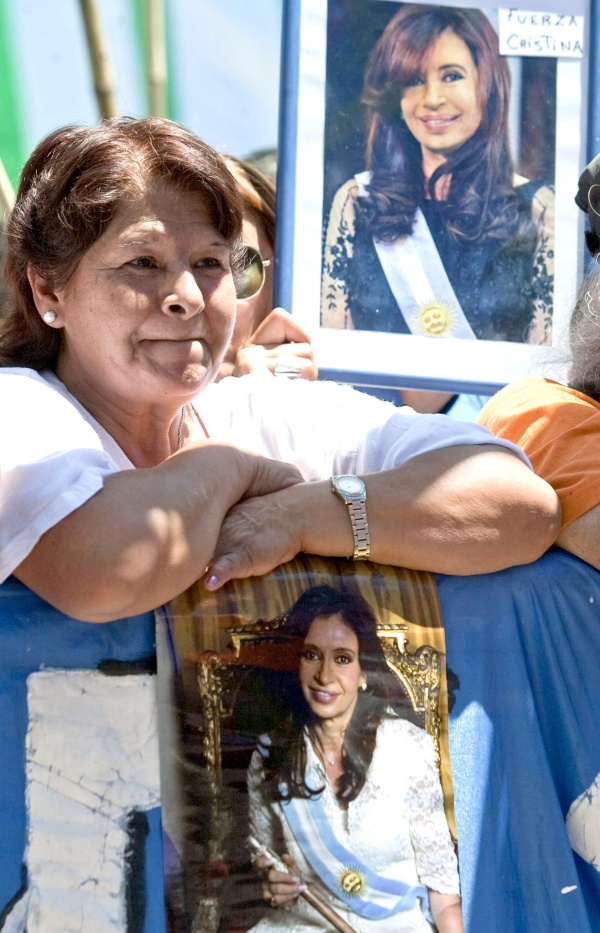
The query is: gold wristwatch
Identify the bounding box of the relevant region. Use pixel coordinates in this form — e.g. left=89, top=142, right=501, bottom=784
left=331, top=475, right=370, bottom=561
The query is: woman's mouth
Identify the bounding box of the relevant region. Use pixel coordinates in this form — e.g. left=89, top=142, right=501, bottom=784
left=310, top=689, right=338, bottom=703
left=420, top=115, right=458, bottom=130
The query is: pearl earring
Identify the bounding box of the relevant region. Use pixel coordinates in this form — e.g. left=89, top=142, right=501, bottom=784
left=360, top=680, right=367, bottom=692
left=43, top=311, right=57, bottom=325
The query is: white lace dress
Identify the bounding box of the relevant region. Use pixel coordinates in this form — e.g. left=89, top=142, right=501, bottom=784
left=247, top=718, right=459, bottom=932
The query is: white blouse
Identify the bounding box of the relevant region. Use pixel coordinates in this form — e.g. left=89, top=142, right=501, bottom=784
left=0, top=367, right=528, bottom=583
left=247, top=717, right=459, bottom=932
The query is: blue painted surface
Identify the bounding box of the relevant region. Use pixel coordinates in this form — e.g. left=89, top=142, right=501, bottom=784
left=440, top=549, right=600, bottom=933
left=0, top=576, right=164, bottom=931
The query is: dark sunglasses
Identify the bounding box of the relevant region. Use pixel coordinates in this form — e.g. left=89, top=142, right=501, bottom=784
left=235, top=245, right=272, bottom=300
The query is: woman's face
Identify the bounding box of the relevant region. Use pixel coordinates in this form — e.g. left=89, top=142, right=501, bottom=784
left=38, top=186, right=237, bottom=410
left=299, top=613, right=365, bottom=729
left=400, top=29, right=482, bottom=161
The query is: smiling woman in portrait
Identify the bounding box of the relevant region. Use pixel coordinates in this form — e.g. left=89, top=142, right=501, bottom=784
left=249, top=586, right=462, bottom=933
left=321, top=4, right=554, bottom=347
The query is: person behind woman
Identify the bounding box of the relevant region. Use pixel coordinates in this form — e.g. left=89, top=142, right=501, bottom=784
left=478, top=263, right=600, bottom=572
left=219, top=155, right=316, bottom=381
left=249, top=585, right=462, bottom=932
left=477, top=153, right=600, bottom=572
left=322, top=4, right=554, bottom=347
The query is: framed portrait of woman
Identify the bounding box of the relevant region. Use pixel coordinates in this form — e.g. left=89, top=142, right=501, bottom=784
left=275, top=0, right=589, bottom=393
left=157, top=556, right=460, bottom=932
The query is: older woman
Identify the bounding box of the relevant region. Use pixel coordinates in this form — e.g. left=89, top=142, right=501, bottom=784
left=0, top=118, right=559, bottom=624
left=249, top=586, right=462, bottom=933
left=0, top=116, right=558, bottom=920
left=322, top=5, right=554, bottom=346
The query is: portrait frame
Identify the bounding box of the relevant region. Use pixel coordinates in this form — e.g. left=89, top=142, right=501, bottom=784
left=274, top=0, right=590, bottom=394
left=157, top=556, right=457, bottom=932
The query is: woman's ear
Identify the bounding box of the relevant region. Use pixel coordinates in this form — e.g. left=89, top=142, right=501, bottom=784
left=27, top=265, right=63, bottom=326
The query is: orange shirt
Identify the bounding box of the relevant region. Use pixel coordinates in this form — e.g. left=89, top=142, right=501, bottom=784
left=478, top=378, right=600, bottom=529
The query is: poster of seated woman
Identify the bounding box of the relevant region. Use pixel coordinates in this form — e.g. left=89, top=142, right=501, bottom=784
left=160, top=559, right=460, bottom=932
left=321, top=2, right=555, bottom=345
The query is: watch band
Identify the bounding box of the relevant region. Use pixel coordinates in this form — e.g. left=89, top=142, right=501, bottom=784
left=347, top=499, right=370, bottom=560
left=331, top=475, right=370, bottom=561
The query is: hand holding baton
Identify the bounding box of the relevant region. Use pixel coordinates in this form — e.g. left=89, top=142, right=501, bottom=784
left=249, top=836, right=359, bottom=933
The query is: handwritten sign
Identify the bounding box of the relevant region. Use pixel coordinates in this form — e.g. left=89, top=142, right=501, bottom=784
left=498, top=9, right=584, bottom=58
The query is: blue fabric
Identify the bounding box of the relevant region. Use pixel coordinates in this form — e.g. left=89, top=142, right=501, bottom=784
left=0, top=576, right=165, bottom=931
left=439, top=549, right=600, bottom=933
left=445, top=393, right=487, bottom=422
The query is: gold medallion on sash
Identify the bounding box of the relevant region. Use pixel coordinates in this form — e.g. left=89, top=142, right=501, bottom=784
left=337, top=867, right=367, bottom=897
left=412, top=299, right=457, bottom=337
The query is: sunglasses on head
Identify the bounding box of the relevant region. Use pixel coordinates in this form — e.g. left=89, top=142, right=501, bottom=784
left=235, top=245, right=272, bottom=300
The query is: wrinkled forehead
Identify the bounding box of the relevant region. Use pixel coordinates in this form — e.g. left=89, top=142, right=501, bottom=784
left=104, top=185, right=233, bottom=247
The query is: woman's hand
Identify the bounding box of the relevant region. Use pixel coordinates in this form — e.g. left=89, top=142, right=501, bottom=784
left=220, top=308, right=317, bottom=381
left=255, top=853, right=305, bottom=908
left=428, top=890, right=463, bottom=932
left=204, top=482, right=310, bottom=589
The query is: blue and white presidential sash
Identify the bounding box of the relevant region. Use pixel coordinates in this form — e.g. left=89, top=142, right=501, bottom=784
left=280, top=779, right=432, bottom=922
left=355, top=171, right=476, bottom=340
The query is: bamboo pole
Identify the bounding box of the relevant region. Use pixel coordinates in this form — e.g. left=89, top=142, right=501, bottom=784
left=78, top=0, right=118, bottom=119
left=146, top=0, right=168, bottom=117
left=0, top=155, right=14, bottom=216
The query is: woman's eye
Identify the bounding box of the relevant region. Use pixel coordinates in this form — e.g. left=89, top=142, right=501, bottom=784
left=335, top=655, right=351, bottom=665
left=301, top=650, right=319, bottom=662
left=195, top=257, right=226, bottom=270
left=442, top=70, right=464, bottom=82
left=129, top=257, right=156, bottom=269
left=404, top=74, right=425, bottom=88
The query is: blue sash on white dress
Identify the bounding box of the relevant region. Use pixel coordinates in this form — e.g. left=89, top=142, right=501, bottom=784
left=355, top=171, right=476, bottom=340
left=278, top=767, right=432, bottom=922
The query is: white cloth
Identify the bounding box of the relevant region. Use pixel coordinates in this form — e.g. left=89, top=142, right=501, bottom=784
left=247, top=718, right=459, bottom=932
left=0, top=369, right=133, bottom=582
left=0, top=367, right=529, bottom=583
left=198, top=371, right=527, bottom=479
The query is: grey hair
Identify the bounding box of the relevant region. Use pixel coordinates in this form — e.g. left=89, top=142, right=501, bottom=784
left=568, top=265, right=600, bottom=401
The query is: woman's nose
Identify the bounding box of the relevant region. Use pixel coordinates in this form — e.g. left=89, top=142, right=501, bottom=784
left=161, top=269, right=204, bottom=318
left=315, top=659, right=333, bottom=684
left=423, top=79, right=445, bottom=108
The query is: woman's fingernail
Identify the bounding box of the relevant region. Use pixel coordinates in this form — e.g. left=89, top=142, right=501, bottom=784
left=298, top=884, right=307, bottom=893
left=205, top=574, right=218, bottom=589
left=291, top=875, right=300, bottom=883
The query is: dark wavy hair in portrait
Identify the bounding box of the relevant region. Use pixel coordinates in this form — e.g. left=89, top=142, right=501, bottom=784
left=360, top=4, right=534, bottom=252
left=261, top=585, right=416, bottom=805
left=0, top=117, right=244, bottom=372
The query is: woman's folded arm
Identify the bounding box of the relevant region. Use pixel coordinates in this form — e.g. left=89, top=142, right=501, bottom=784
left=13, top=441, right=301, bottom=623
left=206, top=445, right=561, bottom=589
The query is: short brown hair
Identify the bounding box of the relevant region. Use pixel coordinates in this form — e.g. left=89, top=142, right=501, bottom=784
left=0, top=117, right=243, bottom=369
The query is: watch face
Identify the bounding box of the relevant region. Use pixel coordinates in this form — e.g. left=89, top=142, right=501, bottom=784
left=337, top=475, right=364, bottom=495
